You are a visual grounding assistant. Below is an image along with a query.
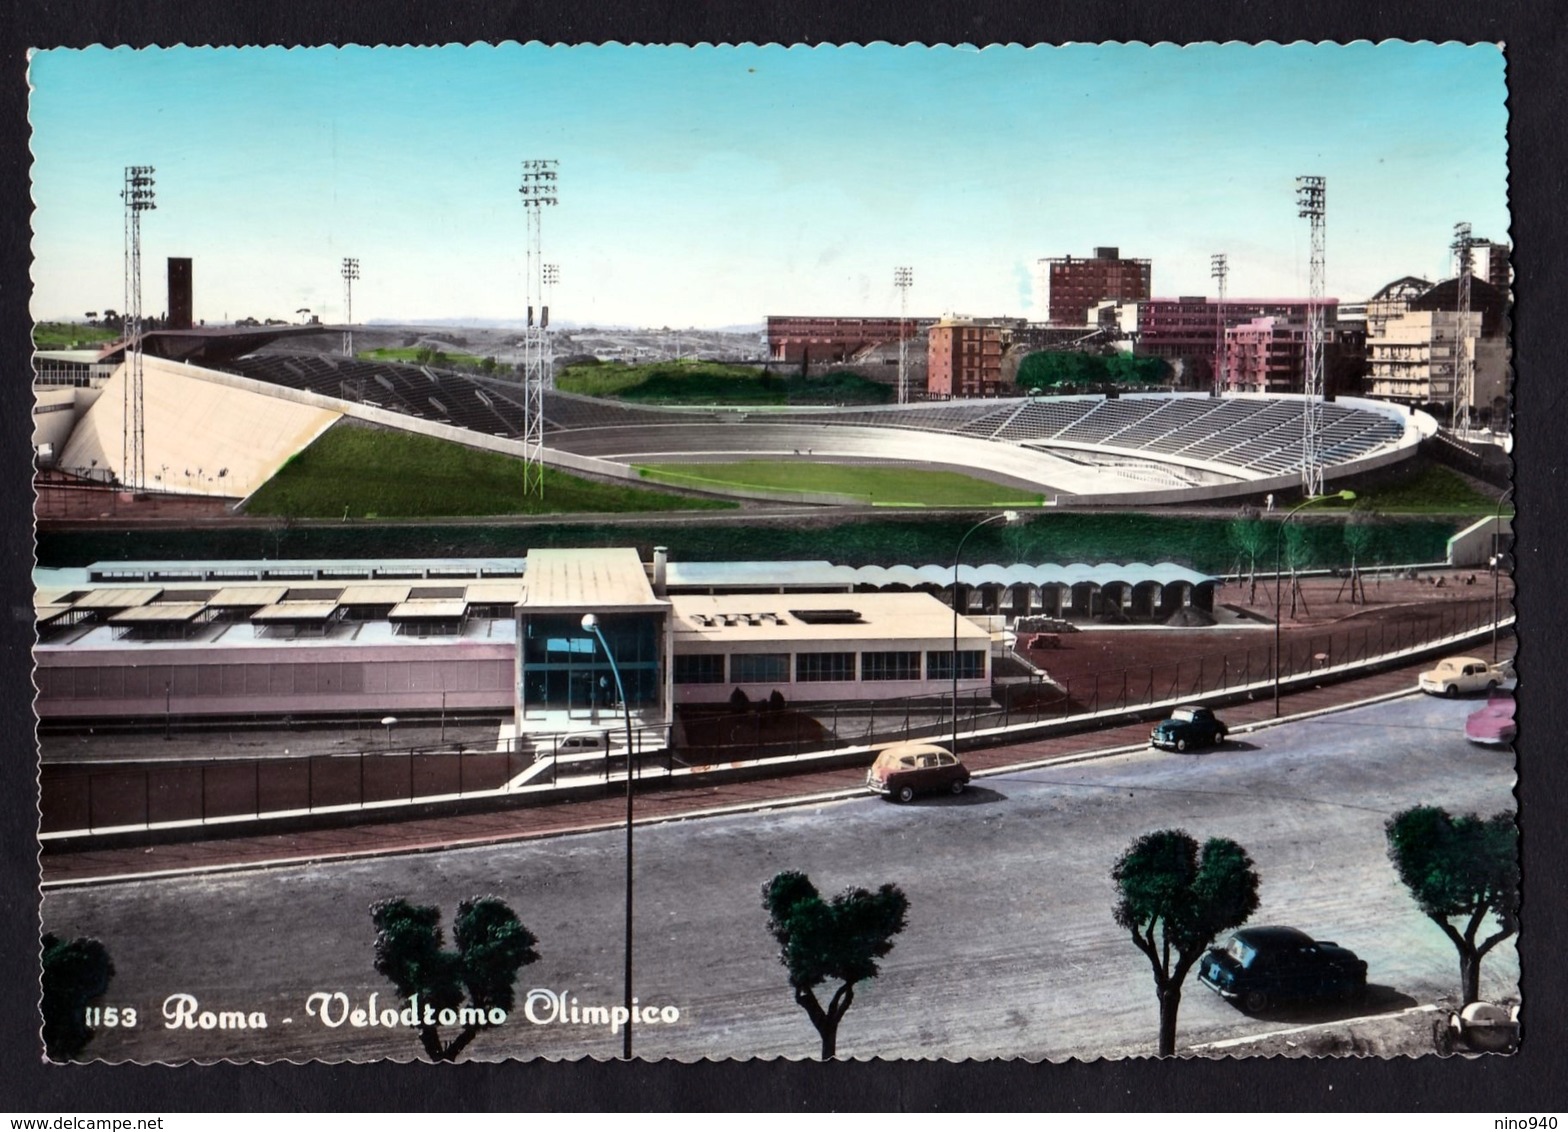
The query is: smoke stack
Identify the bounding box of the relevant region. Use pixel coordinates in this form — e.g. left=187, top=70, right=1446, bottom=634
left=167, top=257, right=193, bottom=330
left=652, top=546, right=668, bottom=597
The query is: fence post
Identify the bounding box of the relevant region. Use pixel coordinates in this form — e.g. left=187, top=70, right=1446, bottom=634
left=256, top=760, right=261, bottom=819
left=202, top=765, right=209, bottom=824
left=87, top=774, right=94, bottom=834
left=308, top=757, right=313, bottom=813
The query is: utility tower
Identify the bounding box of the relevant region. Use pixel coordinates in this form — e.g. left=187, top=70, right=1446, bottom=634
left=121, top=165, right=156, bottom=493
left=518, top=159, right=558, bottom=498
left=894, top=266, right=914, bottom=404
left=1296, top=175, right=1327, bottom=496
left=1209, top=253, right=1228, bottom=396
left=341, top=257, right=359, bottom=358
left=1450, top=222, right=1474, bottom=433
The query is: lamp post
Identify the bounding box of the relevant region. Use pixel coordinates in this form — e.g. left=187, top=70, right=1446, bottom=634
left=1492, top=486, right=1514, bottom=662
left=952, top=512, right=1020, bottom=757
left=1274, top=490, right=1356, bottom=715
left=582, top=613, right=635, bottom=1059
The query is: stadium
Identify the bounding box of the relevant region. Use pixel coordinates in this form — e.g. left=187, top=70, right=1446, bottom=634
left=33, top=325, right=1433, bottom=509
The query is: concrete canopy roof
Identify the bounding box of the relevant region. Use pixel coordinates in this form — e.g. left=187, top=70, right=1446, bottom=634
left=337, top=584, right=413, bottom=605
left=108, top=603, right=209, bottom=624
left=389, top=600, right=468, bottom=620
left=72, top=587, right=163, bottom=609
left=521, top=548, right=665, bottom=613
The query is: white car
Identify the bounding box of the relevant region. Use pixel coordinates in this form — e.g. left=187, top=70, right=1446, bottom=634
left=1418, top=656, right=1515, bottom=697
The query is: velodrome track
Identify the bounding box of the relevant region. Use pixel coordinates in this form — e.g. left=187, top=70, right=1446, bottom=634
left=45, top=352, right=1435, bottom=508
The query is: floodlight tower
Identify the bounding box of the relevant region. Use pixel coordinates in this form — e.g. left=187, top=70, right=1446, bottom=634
left=121, top=165, right=156, bottom=493
left=894, top=266, right=914, bottom=404
left=1450, top=222, right=1475, bottom=434
left=518, top=159, right=558, bottom=498
left=1295, top=175, right=1327, bottom=496
left=1210, top=253, right=1228, bottom=396
left=543, top=263, right=560, bottom=389
left=341, top=257, right=360, bottom=358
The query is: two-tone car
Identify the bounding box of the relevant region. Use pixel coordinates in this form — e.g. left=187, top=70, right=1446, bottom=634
left=1149, top=705, right=1228, bottom=752
left=865, top=741, right=970, bottom=803
left=1198, top=925, right=1368, bottom=1014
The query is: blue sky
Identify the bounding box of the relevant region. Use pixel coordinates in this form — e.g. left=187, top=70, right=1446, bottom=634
left=28, top=43, right=1508, bottom=328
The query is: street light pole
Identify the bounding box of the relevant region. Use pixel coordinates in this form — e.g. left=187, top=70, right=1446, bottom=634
left=952, top=512, right=1020, bottom=757
left=582, top=613, right=636, bottom=1059
left=1274, top=490, right=1356, bottom=715
left=1492, top=486, right=1514, bottom=662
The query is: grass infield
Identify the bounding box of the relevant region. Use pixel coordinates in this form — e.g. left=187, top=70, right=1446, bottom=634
left=637, top=460, right=1044, bottom=507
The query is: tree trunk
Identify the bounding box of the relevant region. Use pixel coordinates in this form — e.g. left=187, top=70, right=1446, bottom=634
left=1157, top=985, right=1181, bottom=1057
left=818, top=1017, right=841, bottom=1059
left=1461, top=949, right=1481, bottom=1005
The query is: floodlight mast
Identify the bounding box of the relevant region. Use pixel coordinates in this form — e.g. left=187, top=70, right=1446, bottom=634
left=895, top=266, right=914, bottom=404
left=1210, top=253, right=1228, bottom=396
left=341, top=257, right=360, bottom=358
left=1296, top=175, right=1327, bottom=497
left=518, top=159, right=558, bottom=499
left=1451, top=222, right=1475, bottom=434
left=121, top=165, right=156, bottom=493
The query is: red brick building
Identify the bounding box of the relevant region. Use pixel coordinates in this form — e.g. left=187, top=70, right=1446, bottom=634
left=1044, top=247, right=1152, bottom=326
left=764, top=315, right=933, bottom=364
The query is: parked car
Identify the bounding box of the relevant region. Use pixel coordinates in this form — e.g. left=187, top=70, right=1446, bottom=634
left=1465, top=691, right=1517, bottom=746
left=1149, top=705, right=1228, bottom=752
left=1418, top=656, right=1515, bottom=697
left=1198, top=926, right=1368, bottom=1014
left=865, top=742, right=970, bottom=803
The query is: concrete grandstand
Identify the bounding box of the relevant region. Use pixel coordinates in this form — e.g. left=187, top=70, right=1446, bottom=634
left=34, top=328, right=1435, bottom=508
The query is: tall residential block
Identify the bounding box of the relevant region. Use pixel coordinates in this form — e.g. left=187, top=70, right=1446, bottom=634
left=1043, top=247, right=1151, bottom=326
left=167, top=257, right=193, bottom=330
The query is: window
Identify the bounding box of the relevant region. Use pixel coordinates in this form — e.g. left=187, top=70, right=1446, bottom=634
left=796, top=652, right=856, bottom=682
left=674, top=654, right=726, bottom=685
left=926, top=650, right=984, bottom=681
left=730, top=653, right=791, bottom=683
left=861, top=651, right=922, bottom=681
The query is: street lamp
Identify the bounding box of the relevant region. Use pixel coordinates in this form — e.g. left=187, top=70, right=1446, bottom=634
left=1492, top=486, right=1514, bottom=662
left=582, top=612, right=636, bottom=1059
left=952, top=511, right=1021, bottom=758
left=1273, top=490, right=1356, bottom=715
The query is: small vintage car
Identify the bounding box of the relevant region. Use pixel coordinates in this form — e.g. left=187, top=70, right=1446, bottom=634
left=865, top=741, right=971, bottom=803
left=1465, top=691, right=1517, bottom=746
left=1198, top=926, right=1368, bottom=1014
left=1149, top=705, right=1228, bottom=752
left=1418, top=656, right=1515, bottom=697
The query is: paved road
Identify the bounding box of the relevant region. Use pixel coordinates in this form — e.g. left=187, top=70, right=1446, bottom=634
left=42, top=693, right=1517, bottom=1063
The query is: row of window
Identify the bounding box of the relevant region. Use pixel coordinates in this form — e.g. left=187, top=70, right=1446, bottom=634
left=674, top=650, right=986, bottom=686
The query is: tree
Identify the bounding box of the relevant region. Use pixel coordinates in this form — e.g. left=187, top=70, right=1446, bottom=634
left=1340, top=507, right=1379, bottom=604
left=1111, top=829, right=1261, bottom=1056
left=761, top=871, right=909, bottom=1059
left=1385, top=806, right=1518, bottom=1004
left=1226, top=511, right=1269, bottom=603
left=370, top=895, right=539, bottom=1062
left=41, top=933, right=115, bottom=1061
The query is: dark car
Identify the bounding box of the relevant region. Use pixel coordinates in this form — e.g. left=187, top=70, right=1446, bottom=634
left=1149, top=705, right=1228, bottom=752
left=865, top=742, right=971, bottom=803
left=1198, top=926, right=1368, bottom=1013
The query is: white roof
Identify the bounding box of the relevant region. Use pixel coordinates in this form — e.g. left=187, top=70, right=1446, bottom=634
left=666, top=560, right=1214, bottom=589
left=670, top=591, right=987, bottom=645
left=521, top=548, right=663, bottom=612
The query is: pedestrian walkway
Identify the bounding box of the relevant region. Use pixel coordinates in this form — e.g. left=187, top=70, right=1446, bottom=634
left=39, top=652, right=1480, bottom=887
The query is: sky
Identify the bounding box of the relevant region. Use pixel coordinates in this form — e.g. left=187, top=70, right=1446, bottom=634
left=27, top=42, right=1509, bottom=329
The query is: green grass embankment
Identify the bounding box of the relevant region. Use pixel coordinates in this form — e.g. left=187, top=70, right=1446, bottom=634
left=556, top=360, right=891, bottom=405
left=243, top=424, right=734, bottom=519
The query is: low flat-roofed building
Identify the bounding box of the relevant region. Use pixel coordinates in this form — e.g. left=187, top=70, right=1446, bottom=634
left=669, top=591, right=990, bottom=705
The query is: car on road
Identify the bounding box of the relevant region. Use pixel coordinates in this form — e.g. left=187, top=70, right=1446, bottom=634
left=1418, top=656, right=1515, bottom=697
left=1149, top=704, right=1228, bottom=752
left=1465, top=691, right=1517, bottom=746
left=1198, top=925, right=1368, bottom=1014
left=866, top=741, right=970, bottom=803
